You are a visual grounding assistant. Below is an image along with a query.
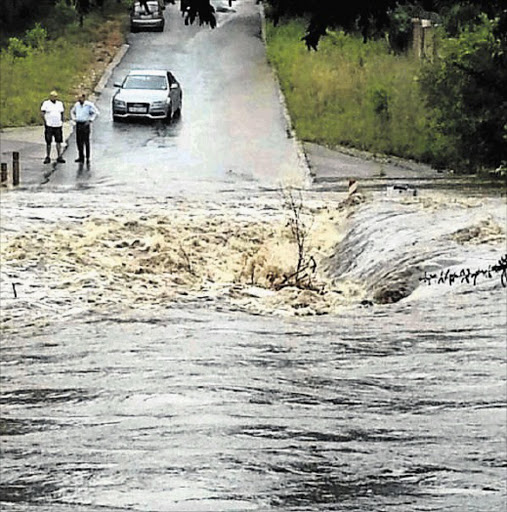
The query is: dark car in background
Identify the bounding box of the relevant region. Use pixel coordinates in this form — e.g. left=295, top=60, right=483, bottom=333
left=130, top=1, right=165, bottom=32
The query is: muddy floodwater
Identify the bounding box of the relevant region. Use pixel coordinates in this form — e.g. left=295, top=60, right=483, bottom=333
left=1, top=186, right=506, bottom=511
left=1, top=0, right=506, bottom=509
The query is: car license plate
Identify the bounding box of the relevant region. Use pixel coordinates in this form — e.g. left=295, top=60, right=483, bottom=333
left=129, top=106, right=147, bottom=113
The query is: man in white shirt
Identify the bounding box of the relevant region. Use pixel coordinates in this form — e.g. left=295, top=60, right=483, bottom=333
left=70, top=93, right=99, bottom=164
left=40, top=90, right=65, bottom=164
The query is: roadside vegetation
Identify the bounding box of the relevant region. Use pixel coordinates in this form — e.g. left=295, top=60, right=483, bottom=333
left=1, top=0, right=504, bottom=174
left=264, top=3, right=506, bottom=174
left=0, top=0, right=128, bottom=128
left=266, top=21, right=436, bottom=164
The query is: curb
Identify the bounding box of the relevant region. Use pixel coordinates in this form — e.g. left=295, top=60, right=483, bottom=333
left=93, top=43, right=130, bottom=99
left=63, top=43, right=130, bottom=155
left=258, top=4, right=313, bottom=184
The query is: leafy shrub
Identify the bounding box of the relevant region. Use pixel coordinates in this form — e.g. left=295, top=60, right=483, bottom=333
left=7, top=37, right=30, bottom=58
left=369, top=86, right=390, bottom=120
left=420, top=15, right=507, bottom=171
left=24, top=23, right=48, bottom=50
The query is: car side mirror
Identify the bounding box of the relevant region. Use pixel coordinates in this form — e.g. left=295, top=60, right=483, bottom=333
left=114, top=82, right=122, bottom=88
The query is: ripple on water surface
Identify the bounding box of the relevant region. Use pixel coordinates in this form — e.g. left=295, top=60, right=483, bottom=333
left=1, top=189, right=505, bottom=510
left=1, top=292, right=505, bottom=511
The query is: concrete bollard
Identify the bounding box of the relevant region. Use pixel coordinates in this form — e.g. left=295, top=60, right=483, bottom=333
left=12, top=151, right=20, bottom=186
left=1, top=163, right=7, bottom=184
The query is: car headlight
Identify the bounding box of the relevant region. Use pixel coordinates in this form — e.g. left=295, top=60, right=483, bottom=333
left=113, top=99, right=126, bottom=107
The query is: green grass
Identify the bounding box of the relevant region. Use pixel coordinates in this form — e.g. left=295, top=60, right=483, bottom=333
left=0, top=44, right=93, bottom=127
left=0, top=2, right=128, bottom=128
left=265, top=20, right=438, bottom=163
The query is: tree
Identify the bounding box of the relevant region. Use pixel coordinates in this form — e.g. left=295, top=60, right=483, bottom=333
left=420, top=11, right=507, bottom=171
left=182, top=0, right=399, bottom=48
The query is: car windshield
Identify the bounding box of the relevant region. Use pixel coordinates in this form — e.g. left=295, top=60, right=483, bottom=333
left=123, top=75, right=167, bottom=90
left=133, top=2, right=159, bottom=13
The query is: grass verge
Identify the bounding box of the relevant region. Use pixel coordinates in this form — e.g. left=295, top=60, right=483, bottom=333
left=0, top=2, right=128, bottom=128
left=265, top=19, right=440, bottom=164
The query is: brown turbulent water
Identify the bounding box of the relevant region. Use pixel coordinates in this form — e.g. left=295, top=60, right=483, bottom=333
left=2, top=0, right=505, bottom=507
left=1, top=186, right=505, bottom=511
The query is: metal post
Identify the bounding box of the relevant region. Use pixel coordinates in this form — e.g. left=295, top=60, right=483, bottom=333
left=12, top=151, right=20, bottom=186
left=1, top=163, right=7, bottom=183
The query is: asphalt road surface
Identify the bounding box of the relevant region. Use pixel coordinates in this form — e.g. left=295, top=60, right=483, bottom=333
left=46, top=0, right=307, bottom=197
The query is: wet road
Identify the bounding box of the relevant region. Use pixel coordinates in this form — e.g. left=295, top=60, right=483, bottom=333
left=47, top=0, right=307, bottom=196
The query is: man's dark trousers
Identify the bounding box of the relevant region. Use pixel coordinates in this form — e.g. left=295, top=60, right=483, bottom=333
left=76, top=121, right=91, bottom=162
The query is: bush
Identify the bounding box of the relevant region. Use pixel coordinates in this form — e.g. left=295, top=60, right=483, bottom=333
left=369, top=86, right=390, bottom=120
left=420, top=15, right=507, bottom=172
left=24, top=23, right=48, bottom=50
left=7, top=37, right=30, bottom=58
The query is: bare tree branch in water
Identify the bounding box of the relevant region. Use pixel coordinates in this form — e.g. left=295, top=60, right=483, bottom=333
left=278, top=187, right=318, bottom=291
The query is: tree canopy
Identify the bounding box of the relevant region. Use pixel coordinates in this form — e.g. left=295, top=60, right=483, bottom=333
left=178, top=0, right=506, bottom=51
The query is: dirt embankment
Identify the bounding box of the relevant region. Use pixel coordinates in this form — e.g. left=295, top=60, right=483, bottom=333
left=73, top=17, right=126, bottom=98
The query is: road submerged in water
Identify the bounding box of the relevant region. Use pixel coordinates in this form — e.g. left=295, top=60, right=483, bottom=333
left=1, top=0, right=506, bottom=510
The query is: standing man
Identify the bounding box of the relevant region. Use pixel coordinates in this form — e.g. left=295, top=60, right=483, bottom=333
left=41, top=90, right=66, bottom=164
left=70, top=92, right=99, bottom=164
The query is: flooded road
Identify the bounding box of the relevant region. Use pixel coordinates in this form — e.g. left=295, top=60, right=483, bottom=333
left=1, top=1, right=506, bottom=510
left=1, top=187, right=505, bottom=511
left=1, top=291, right=506, bottom=511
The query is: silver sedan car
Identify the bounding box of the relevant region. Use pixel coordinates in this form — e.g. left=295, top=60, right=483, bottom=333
left=112, top=69, right=182, bottom=122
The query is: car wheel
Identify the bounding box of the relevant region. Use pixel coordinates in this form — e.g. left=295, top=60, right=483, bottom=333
left=130, top=25, right=137, bottom=33
left=113, top=115, right=122, bottom=123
